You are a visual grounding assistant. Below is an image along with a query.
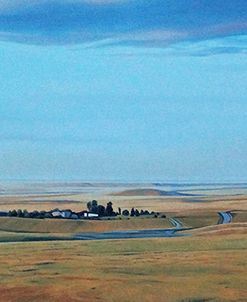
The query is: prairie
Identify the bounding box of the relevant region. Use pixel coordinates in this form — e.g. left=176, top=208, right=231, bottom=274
left=0, top=216, right=172, bottom=234
left=1, top=183, right=247, bottom=301
left=0, top=230, right=247, bottom=302
left=1, top=192, right=247, bottom=215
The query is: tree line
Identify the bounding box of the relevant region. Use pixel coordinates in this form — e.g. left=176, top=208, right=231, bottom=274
left=7, top=200, right=161, bottom=219
left=86, top=200, right=156, bottom=217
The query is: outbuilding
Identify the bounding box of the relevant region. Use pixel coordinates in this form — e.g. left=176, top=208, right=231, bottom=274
left=84, top=212, right=99, bottom=218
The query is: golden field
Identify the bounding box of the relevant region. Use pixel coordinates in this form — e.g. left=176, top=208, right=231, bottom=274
left=0, top=230, right=247, bottom=302
left=0, top=216, right=172, bottom=235
left=0, top=184, right=247, bottom=301
left=1, top=191, right=247, bottom=215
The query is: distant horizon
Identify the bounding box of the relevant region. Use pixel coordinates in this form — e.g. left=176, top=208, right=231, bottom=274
left=1, top=179, right=247, bottom=185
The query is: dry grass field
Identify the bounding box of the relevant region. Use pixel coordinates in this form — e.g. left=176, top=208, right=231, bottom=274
left=1, top=187, right=247, bottom=215
left=0, top=230, right=247, bottom=302
left=0, top=216, right=171, bottom=234
left=1, top=184, right=247, bottom=301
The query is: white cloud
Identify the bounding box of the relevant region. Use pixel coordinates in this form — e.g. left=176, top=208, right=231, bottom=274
left=0, top=0, right=246, bottom=54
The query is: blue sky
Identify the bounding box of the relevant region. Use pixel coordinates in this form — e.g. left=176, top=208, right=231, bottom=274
left=0, top=0, right=247, bottom=182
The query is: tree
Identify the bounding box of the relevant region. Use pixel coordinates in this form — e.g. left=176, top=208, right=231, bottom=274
left=30, top=210, right=40, bottom=218
left=38, top=211, right=46, bottom=219
left=23, top=209, right=30, bottom=218
left=122, top=209, right=129, bottom=216
left=135, top=209, right=140, bottom=217
left=87, top=200, right=98, bottom=213
left=97, top=205, right=106, bottom=217
left=105, top=202, right=114, bottom=216
left=130, top=208, right=135, bottom=217
left=44, top=212, right=53, bottom=219
left=87, top=201, right=92, bottom=211
left=16, top=209, right=23, bottom=217
left=91, top=200, right=98, bottom=213
left=8, top=209, right=17, bottom=217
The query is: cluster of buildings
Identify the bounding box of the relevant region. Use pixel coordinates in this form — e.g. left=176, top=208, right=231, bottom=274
left=0, top=209, right=99, bottom=219
left=50, top=209, right=99, bottom=219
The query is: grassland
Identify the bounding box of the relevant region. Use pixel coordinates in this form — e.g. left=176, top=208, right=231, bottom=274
left=0, top=217, right=172, bottom=234
left=0, top=230, right=72, bottom=243
left=1, top=184, right=247, bottom=301
left=1, top=231, right=247, bottom=302
left=174, top=212, right=220, bottom=228
left=1, top=192, right=247, bottom=215
left=183, top=222, right=247, bottom=236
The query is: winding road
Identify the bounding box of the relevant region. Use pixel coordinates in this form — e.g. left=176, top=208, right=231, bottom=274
left=169, top=217, right=183, bottom=229
left=74, top=217, right=186, bottom=241
left=0, top=212, right=233, bottom=243
left=74, top=228, right=184, bottom=241
left=218, top=211, right=232, bottom=224
left=74, top=213, right=232, bottom=241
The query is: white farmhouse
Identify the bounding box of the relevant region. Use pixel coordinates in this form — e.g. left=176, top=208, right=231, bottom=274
left=84, top=212, right=99, bottom=218
left=61, top=210, right=72, bottom=219
left=51, top=210, right=63, bottom=218
left=51, top=209, right=72, bottom=218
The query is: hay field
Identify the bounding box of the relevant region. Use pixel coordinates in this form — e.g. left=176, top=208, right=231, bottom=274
left=0, top=217, right=172, bottom=234
left=1, top=182, right=247, bottom=215
left=1, top=230, right=247, bottom=302
left=1, top=183, right=247, bottom=301
left=1, top=192, right=247, bottom=216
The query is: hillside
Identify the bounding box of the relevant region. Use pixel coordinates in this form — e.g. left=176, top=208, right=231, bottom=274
left=111, top=188, right=192, bottom=197
left=0, top=217, right=172, bottom=234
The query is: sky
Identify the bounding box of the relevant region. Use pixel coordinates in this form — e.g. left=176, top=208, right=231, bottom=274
left=0, top=0, right=247, bottom=182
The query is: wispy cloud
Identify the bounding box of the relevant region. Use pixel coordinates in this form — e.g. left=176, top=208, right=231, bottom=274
left=0, top=0, right=246, bottom=54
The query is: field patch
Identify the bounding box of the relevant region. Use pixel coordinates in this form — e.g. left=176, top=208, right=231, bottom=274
left=0, top=217, right=172, bottom=234
left=0, top=234, right=247, bottom=302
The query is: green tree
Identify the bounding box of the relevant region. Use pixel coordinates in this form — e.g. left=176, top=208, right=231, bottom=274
left=16, top=209, right=23, bottom=217
left=105, top=202, right=113, bottom=216
left=97, top=205, right=106, bottom=217
left=135, top=209, right=140, bottom=217
left=87, top=201, right=92, bottom=211
left=23, top=209, right=30, bottom=218
left=91, top=200, right=98, bottom=213
left=122, top=209, right=129, bottom=216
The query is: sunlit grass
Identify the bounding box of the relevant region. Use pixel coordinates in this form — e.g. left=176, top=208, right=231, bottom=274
left=1, top=233, right=247, bottom=302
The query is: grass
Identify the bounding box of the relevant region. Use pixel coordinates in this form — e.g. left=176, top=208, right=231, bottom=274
left=0, top=232, right=247, bottom=302
left=1, top=193, right=247, bottom=215
left=232, top=211, right=247, bottom=223
left=0, top=230, right=73, bottom=243
left=174, top=213, right=219, bottom=228
left=0, top=192, right=247, bottom=301
left=183, top=223, right=247, bottom=236
left=0, top=216, right=172, bottom=234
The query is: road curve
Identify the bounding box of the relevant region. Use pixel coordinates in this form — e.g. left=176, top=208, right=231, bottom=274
left=169, top=217, right=183, bottom=229
left=218, top=211, right=232, bottom=224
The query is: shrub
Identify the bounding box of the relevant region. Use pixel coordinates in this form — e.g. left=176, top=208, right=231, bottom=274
left=122, top=209, right=129, bottom=216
